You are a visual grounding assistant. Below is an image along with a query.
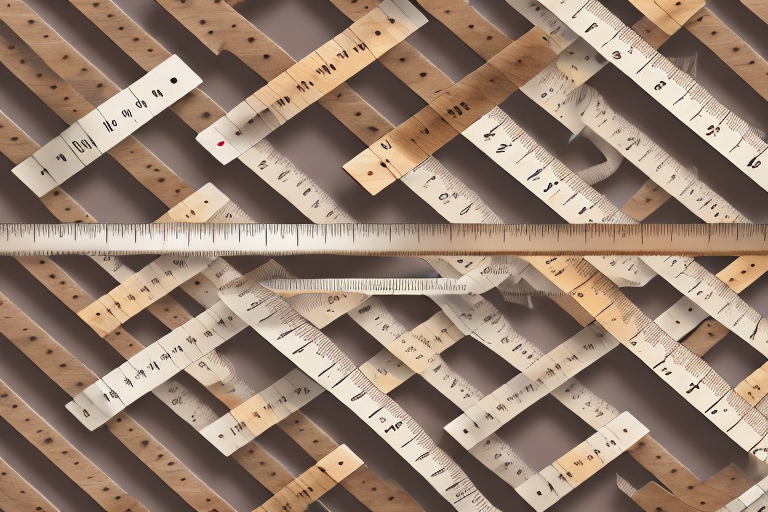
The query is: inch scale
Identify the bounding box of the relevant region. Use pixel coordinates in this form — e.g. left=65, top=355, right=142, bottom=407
left=2, top=222, right=768, bottom=256
left=531, top=0, right=768, bottom=191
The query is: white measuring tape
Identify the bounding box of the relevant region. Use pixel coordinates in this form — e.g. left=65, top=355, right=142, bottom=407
left=12, top=55, right=200, bottom=196
left=2, top=222, right=768, bottom=256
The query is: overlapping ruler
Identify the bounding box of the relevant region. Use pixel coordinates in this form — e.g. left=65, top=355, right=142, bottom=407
left=0, top=0, right=768, bottom=512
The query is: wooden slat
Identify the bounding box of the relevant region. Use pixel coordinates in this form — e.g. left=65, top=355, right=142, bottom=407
left=0, top=455, right=60, bottom=512
left=685, top=7, right=768, bottom=103
left=0, top=292, right=235, bottom=512
left=0, top=380, right=148, bottom=512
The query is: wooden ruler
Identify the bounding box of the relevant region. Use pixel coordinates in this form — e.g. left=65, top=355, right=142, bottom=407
left=617, top=439, right=758, bottom=511
left=164, top=0, right=768, bottom=476
left=2, top=222, right=768, bottom=256
left=626, top=0, right=768, bottom=104
left=11, top=54, right=200, bottom=196
left=530, top=0, right=768, bottom=192
left=0, top=292, right=236, bottom=512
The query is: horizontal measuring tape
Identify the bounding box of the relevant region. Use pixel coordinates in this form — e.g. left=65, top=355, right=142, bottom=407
left=0, top=223, right=766, bottom=256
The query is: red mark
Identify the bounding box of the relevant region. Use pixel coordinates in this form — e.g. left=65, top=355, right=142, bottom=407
left=217, top=141, right=225, bottom=147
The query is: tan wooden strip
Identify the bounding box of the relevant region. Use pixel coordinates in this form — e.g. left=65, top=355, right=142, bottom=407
left=680, top=319, right=730, bottom=357
left=376, top=42, right=454, bottom=103
left=0, top=380, right=148, bottom=512
left=194, top=3, right=428, bottom=164
left=736, top=363, right=768, bottom=407
left=620, top=178, right=673, bottom=221
left=0, top=102, right=299, bottom=504
left=704, top=463, right=756, bottom=499
left=0, top=12, right=193, bottom=206
left=526, top=253, right=764, bottom=452
left=627, top=435, right=734, bottom=511
left=329, top=0, right=513, bottom=61
left=0, top=292, right=234, bottom=512
left=625, top=463, right=755, bottom=510
left=549, top=295, right=595, bottom=327
left=0, top=455, right=59, bottom=512
left=413, top=0, right=514, bottom=60
left=254, top=445, right=363, bottom=512
left=631, top=482, right=701, bottom=512
left=717, top=256, right=768, bottom=295
left=0, top=116, right=314, bottom=506
left=685, top=7, right=768, bottom=103
left=279, top=412, right=422, bottom=512
left=343, top=28, right=556, bottom=194
left=742, top=0, right=768, bottom=25
left=627, top=0, right=684, bottom=35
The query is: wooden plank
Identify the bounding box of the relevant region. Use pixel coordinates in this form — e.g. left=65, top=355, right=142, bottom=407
left=0, top=380, right=148, bottom=512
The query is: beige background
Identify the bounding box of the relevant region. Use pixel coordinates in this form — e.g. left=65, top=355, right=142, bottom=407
left=1, top=0, right=768, bottom=511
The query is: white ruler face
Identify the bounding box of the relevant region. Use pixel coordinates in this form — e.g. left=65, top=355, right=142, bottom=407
left=12, top=54, right=201, bottom=196
left=4, top=222, right=768, bottom=256
left=532, top=0, right=768, bottom=193
left=219, top=272, right=502, bottom=512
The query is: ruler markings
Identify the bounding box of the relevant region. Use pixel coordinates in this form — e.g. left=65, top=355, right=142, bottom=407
left=1, top=222, right=768, bottom=256
left=0, top=9, right=419, bottom=511
left=1, top=3, right=760, bottom=512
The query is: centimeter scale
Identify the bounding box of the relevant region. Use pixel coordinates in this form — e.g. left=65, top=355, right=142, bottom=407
left=1, top=222, right=768, bottom=256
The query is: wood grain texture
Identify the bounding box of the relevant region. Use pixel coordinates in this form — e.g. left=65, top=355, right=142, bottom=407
left=0, top=380, right=148, bottom=512
left=742, top=0, right=768, bottom=25
left=620, top=178, right=672, bottom=221
left=414, top=0, right=513, bottom=60
left=631, top=482, right=702, bottom=512
left=0, top=103, right=403, bottom=512
left=680, top=319, right=730, bottom=357
left=0, top=38, right=305, bottom=512
left=627, top=436, right=734, bottom=511
left=703, top=463, right=755, bottom=499
left=685, top=7, right=768, bottom=103
left=68, top=0, right=224, bottom=133
left=255, top=445, right=362, bottom=512
left=627, top=0, right=684, bottom=35
left=279, top=412, right=425, bottom=512
left=0, top=292, right=235, bottom=512
left=0, top=455, right=59, bottom=512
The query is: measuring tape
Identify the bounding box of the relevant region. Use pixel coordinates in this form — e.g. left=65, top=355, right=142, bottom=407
left=2, top=222, right=768, bottom=256
left=533, top=0, right=768, bottom=192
